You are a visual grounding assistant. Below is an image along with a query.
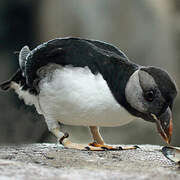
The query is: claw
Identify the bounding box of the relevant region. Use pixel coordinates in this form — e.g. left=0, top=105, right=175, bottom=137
left=59, top=132, right=69, bottom=144
left=120, top=146, right=140, bottom=150
left=101, top=146, right=109, bottom=150
left=118, top=146, right=123, bottom=150
left=133, top=145, right=140, bottom=149
left=85, top=146, right=91, bottom=151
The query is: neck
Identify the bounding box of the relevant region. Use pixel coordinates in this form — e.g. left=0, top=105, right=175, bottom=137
left=97, top=57, right=139, bottom=115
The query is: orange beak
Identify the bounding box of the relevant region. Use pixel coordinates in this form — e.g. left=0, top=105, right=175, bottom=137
left=151, top=107, right=173, bottom=144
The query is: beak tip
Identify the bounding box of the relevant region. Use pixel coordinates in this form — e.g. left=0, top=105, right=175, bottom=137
left=166, top=118, right=173, bottom=145
left=152, top=110, right=173, bottom=145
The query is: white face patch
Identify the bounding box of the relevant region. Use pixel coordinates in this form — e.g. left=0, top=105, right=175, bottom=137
left=125, top=70, right=148, bottom=113
left=138, top=70, right=157, bottom=90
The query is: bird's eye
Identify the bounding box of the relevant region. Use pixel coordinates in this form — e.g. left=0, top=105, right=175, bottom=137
left=144, top=90, right=155, bottom=102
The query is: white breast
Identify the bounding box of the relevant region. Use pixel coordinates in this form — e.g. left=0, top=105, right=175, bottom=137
left=37, top=65, right=134, bottom=127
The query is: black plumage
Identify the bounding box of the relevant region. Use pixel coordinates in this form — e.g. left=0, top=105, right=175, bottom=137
left=25, top=38, right=133, bottom=86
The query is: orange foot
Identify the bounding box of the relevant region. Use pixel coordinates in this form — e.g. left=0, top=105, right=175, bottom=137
left=88, top=142, right=140, bottom=151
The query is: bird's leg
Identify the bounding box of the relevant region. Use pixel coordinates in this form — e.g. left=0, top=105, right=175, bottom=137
left=45, top=117, right=109, bottom=151
left=89, top=126, right=104, bottom=145
left=89, top=126, right=121, bottom=150
left=89, top=126, right=139, bottom=150
left=52, top=127, right=108, bottom=151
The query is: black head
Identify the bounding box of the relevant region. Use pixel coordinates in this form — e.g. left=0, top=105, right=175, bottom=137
left=125, top=66, right=177, bottom=144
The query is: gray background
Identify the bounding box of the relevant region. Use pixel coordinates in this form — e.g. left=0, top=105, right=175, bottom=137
left=0, top=0, right=180, bottom=146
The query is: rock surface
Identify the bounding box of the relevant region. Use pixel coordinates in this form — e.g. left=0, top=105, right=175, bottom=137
left=0, top=144, right=179, bottom=180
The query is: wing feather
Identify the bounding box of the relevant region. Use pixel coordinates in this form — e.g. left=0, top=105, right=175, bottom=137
left=25, top=37, right=130, bottom=88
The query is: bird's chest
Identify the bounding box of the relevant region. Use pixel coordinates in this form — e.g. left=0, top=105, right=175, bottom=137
left=38, top=66, right=134, bottom=127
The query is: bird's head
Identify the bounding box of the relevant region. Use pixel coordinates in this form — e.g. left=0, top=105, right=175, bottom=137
left=125, top=66, right=177, bottom=144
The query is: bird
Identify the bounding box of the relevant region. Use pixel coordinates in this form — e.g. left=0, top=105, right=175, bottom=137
left=0, top=37, right=177, bottom=150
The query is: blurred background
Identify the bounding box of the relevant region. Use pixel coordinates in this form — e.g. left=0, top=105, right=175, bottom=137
left=0, top=0, right=180, bottom=146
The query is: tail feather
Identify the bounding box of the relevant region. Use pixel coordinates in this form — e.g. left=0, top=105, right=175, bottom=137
left=0, top=69, right=23, bottom=92
left=0, top=81, right=11, bottom=91
left=1, top=45, right=31, bottom=92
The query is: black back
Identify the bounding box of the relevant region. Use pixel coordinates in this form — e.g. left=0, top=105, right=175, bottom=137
left=25, top=37, right=131, bottom=87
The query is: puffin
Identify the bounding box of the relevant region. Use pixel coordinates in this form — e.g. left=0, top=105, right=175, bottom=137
left=0, top=37, right=177, bottom=150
